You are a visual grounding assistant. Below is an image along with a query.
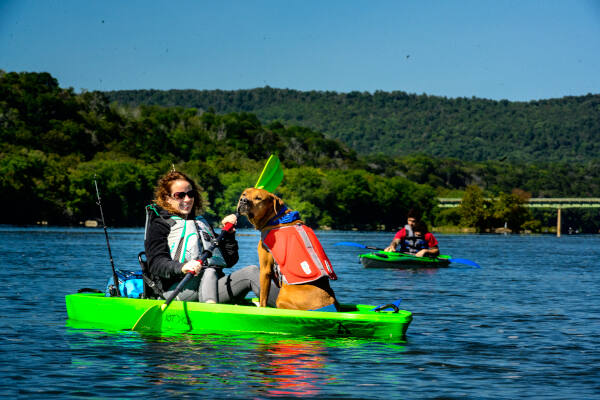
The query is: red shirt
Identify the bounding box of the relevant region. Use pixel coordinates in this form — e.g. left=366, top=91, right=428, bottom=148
left=393, top=228, right=438, bottom=248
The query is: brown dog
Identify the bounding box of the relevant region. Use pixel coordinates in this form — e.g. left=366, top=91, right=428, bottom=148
left=237, top=188, right=338, bottom=310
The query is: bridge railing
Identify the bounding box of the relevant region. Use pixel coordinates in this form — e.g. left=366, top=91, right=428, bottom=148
left=438, top=198, right=600, bottom=209
left=437, top=197, right=600, bottom=237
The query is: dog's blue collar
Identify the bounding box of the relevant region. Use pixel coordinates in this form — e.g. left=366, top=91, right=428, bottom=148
left=267, top=205, right=301, bottom=226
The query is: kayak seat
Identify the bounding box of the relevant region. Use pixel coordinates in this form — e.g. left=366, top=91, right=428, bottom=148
left=138, top=251, right=163, bottom=299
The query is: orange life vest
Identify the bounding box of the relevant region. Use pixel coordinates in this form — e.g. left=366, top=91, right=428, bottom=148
left=262, top=224, right=337, bottom=285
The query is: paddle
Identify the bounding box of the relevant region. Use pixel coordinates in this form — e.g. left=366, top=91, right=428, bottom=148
left=254, top=154, right=283, bottom=192
left=132, top=218, right=238, bottom=332
left=334, top=241, right=482, bottom=268
left=443, top=258, right=481, bottom=268
left=133, top=155, right=285, bottom=332
left=335, top=241, right=384, bottom=251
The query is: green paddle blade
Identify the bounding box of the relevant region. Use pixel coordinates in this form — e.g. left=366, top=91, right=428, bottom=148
left=132, top=302, right=192, bottom=332
left=132, top=304, right=163, bottom=332
left=255, top=154, right=283, bottom=193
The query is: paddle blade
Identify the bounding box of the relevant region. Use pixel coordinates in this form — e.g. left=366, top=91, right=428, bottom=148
left=334, top=241, right=368, bottom=249
left=132, top=305, right=163, bottom=332
left=334, top=241, right=384, bottom=250
left=255, top=154, right=283, bottom=192
left=132, top=302, right=192, bottom=332
left=448, top=258, right=482, bottom=268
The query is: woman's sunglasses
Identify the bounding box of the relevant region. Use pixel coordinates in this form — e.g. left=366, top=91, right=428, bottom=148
left=171, top=190, right=196, bottom=200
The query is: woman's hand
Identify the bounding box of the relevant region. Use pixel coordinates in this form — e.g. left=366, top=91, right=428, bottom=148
left=182, top=260, right=202, bottom=275
left=221, top=214, right=237, bottom=229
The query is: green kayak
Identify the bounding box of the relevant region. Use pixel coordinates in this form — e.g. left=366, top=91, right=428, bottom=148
left=65, top=293, right=412, bottom=341
left=360, top=251, right=452, bottom=269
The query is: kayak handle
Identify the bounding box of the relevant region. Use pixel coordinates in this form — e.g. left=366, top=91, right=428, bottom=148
left=372, top=303, right=399, bottom=313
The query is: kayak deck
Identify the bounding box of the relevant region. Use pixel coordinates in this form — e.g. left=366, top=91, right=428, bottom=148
left=65, top=293, right=412, bottom=341
left=360, top=251, right=451, bottom=269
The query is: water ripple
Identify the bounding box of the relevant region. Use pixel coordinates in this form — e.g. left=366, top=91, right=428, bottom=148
left=0, top=227, right=598, bottom=399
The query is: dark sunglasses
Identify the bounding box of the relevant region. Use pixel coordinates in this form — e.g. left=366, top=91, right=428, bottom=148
left=171, top=190, right=196, bottom=200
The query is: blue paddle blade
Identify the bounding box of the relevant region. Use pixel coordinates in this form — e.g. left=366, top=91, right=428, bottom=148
left=335, top=242, right=384, bottom=250
left=448, top=258, right=482, bottom=268
left=334, top=241, right=368, bottom=249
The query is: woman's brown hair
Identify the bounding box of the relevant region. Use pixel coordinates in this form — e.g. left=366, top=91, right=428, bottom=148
left=153, top=171, right=203, bottom=217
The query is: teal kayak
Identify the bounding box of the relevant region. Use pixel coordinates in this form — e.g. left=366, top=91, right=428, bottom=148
left=65, top=293, right=412, bottom=341
left=360, top=251, right=452, bottom=269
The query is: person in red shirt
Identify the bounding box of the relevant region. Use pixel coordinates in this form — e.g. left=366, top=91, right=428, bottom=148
left=385, top=220, right=440, bottom=258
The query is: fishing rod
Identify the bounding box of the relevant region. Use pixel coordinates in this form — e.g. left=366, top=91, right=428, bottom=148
left=94, top=175, right=121, bottom=296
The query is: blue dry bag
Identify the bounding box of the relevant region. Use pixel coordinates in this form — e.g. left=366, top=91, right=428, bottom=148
left=105, top=270, right=144, bottom=298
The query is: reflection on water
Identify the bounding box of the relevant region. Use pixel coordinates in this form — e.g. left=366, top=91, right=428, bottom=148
left=64, top=328, right=405, bottom=397
left=252, top=338, right=330, bottom=397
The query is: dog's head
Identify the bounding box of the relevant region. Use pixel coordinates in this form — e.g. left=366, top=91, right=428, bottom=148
left=237, top=188, right=285, bottom=230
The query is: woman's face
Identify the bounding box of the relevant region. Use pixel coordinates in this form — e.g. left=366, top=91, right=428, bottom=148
left=166, top=179, right=195, bottom=216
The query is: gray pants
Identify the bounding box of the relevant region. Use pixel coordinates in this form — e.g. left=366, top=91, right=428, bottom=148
left=163, top=265, right=279, bottom=307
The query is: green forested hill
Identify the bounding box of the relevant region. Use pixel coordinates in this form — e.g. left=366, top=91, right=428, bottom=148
left=105, top=88, right=600, bottom=163
left=2, top=71, right=599, bottom=231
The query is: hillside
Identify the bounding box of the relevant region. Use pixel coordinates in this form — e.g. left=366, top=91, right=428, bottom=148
left=105, top=88, right=600, bottom=163
left=2, top=71, right=599, bottom=231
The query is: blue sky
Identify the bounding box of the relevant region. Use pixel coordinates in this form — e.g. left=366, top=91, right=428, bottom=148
left=1, top=0, right=599, bottom=101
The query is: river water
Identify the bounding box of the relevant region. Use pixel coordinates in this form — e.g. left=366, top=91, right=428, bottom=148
left=0, top=226, right=598, bottom=399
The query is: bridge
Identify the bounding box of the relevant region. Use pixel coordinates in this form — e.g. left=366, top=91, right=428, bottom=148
left=437, top=198, right=600, bottom=236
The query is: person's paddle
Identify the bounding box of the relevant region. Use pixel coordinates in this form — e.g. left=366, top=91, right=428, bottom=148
left=335, top=241, right=385, bottom=251
left=254, top=154, right=283, bottom=192
left=133, top=155, right=285, bottom=332
left=133, top=218, right=237, bottom=331
left=334, top=241, right=482, bottom=268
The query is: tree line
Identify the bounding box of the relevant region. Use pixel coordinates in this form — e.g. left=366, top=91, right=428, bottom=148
left=105, top=86, right=600, bottom=164
left=1, top=71, right=599, bottom=232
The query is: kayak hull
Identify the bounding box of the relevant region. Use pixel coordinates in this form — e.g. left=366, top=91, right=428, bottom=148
left=65, top=293, right=412, bottom=341
left=360, top=252, right=451, bottom=269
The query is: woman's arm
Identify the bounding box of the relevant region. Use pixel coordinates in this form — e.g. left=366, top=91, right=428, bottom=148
left=219, top=231, right=239, bottom=267
left=145, top=220, right=185, bottom=278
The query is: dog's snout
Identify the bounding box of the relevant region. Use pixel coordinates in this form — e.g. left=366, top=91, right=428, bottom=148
left=238, top=197, right=250, bottom=208
left=237, top=196, right=250, bottom=214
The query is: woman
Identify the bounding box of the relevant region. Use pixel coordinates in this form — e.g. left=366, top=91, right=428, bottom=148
left=144, top=170, right=278, bottom=305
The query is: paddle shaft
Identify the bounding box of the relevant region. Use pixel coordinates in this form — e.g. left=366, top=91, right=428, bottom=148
left=94, top=177, right=121, bottom=297
left=162, top=213, right=239, bottom=309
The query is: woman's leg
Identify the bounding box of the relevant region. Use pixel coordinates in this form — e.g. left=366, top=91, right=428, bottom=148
left=162, top=274, right=201, bottom=302
left=217, top=265, right=280, bottom=306
left=200, top=267, right=220, bottom=303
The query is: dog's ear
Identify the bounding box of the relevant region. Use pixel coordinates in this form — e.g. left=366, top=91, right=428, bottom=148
left=272, top=194, right=284, bottom=214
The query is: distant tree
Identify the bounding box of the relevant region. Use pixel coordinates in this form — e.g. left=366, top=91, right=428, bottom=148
left=458, top=185, right=491, bottom=232
left=490, top=191, right=532, bottom=232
